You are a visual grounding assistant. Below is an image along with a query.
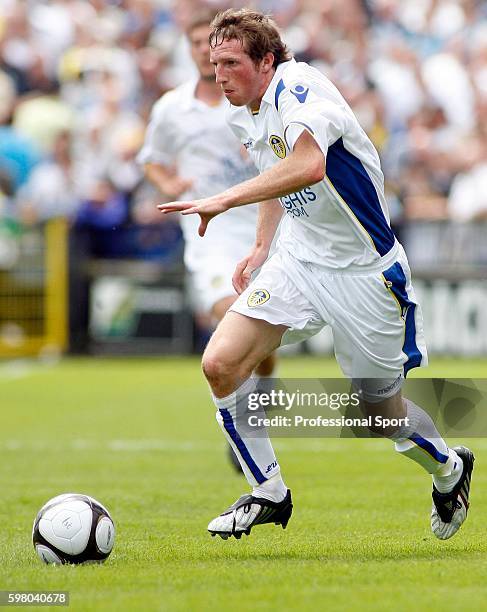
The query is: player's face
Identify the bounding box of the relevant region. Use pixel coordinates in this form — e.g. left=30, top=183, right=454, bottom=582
left=189, top=24, right=214, bottom=80
left=210, top=38, right=273, bottom=108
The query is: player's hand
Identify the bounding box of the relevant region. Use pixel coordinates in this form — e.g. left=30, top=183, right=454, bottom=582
left=158, top=196, right=228, bottom=237
left=233, top=246, right=269, bottom=294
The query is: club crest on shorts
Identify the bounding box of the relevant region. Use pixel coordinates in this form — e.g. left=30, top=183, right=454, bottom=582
left=269, top=134, right=286, bottom=159
left=247, top=289, right=270, bottom=307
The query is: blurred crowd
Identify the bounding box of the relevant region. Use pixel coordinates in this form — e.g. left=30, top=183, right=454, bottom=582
left=0, top=0, right=486, bottom=239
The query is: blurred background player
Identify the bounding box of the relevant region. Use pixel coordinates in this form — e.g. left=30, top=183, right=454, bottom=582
left=137, top=10, right=278, bottom=470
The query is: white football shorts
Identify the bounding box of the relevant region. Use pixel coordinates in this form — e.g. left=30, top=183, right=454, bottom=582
left=230, top=245, right=428, bottom=391
left=187, top=243, right=252, bottom=313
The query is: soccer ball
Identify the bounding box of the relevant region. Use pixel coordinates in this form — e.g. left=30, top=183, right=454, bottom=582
left=32, top=493, right=115, bottom=565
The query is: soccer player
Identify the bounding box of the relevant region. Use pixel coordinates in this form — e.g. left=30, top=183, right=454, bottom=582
left=159, top=9, right=474, bottom=541
left=138, top=11, right=278, bottom=468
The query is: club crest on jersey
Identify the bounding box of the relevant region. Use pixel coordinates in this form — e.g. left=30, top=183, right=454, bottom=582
left=247, top=289, right=270, bottom=307
left=291, top=85, right=309, bottom=103
left=269, top=134, right=286, bottom=159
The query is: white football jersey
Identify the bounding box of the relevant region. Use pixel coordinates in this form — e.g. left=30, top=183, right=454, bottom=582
left=138, top=80, right=259, bottom=271
left=227, top=59, right=398, bottom=269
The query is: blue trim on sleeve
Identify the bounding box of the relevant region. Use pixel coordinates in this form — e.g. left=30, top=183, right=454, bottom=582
left=382, top=262, right=423, bottom=376
left=275, top=79, right=286, bottom=110
left=326, top=138, right=396, bottom=256
left=220, top=408, right=266, bottom=483
left=283, top=121, right=315, bottom=149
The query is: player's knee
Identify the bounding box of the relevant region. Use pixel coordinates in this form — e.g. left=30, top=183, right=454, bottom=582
left=202, top=351, right=237, bottom=384
left=202, top=345, right=254, bottom=390
left=201, top=352, right=222, bottom=382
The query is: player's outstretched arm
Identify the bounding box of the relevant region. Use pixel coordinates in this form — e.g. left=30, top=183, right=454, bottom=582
left=158, top=130, right=325, bottom=236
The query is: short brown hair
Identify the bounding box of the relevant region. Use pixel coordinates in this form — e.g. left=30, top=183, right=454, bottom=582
left=209, top=9, right=292, bottom=68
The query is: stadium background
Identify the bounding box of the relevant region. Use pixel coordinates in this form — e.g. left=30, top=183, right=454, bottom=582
left=1, top=0, right=487, bottom=358
left=1, top=1, right=487, bottom=610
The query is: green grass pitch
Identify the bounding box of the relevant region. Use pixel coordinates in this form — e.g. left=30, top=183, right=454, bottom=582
left=1, top=356, right=486, bottom=611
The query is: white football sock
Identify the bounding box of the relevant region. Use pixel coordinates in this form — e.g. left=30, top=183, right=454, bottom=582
left=432, top=448, right=463, bottom=493
left=393, top=399, right=462, bottom=490
left=252, top=473, right=287, bottom=503
left=213, top=377, right=282, bottom=488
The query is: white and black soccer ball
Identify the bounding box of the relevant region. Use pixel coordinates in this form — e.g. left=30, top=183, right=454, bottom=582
left=32, top=493, right=115, bottom=565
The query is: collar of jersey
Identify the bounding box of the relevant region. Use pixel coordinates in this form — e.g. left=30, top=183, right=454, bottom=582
left=261, top=58, right=296, bottom=107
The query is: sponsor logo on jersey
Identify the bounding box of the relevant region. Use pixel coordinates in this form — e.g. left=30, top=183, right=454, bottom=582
left=290, top=84, right=309, bottom=103
left=279, top=187, right=316, bottom=218
left=247, top=289, right=270, bottom=307
left=243, top=138, right=254, bottom=150
left=269, top=134, right=287, bottom=159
